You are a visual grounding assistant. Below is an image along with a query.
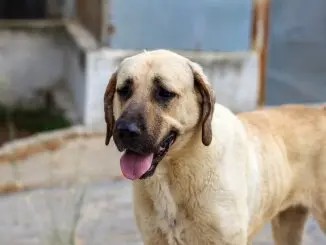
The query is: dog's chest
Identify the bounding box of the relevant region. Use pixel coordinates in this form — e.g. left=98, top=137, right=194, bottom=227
left=149, top=178, right=193, bottom=245
left=153, top=193, right=209, bottom=245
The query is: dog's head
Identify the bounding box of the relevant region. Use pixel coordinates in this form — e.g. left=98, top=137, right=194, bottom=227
left=104, top=50, right=215, bottom=180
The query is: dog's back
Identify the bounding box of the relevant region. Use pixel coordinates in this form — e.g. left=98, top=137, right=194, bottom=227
left=237, top=105, right=326, bottom=241
left=238, top=104, right=326, bottom=146
left=238, top=105, right=326, bottom=164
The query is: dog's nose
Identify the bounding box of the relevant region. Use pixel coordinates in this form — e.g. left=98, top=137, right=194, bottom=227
left=115, top=119, right=141, bottom=139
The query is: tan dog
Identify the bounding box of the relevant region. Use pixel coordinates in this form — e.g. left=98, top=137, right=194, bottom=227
left=104, top=49, right=326, bottom=245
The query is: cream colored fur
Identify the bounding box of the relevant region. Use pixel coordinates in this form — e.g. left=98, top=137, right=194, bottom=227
left=108, top=49, right=326, bottom=245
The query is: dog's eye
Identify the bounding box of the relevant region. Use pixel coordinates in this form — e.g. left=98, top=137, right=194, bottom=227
left=155, top=86, right=176, bottom=103
left=117, top=84, right=132, bottom=100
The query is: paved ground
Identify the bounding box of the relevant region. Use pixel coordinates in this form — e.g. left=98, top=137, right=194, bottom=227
left=0, top=126, right=324, bottom=245
left=1, top=180, right=325, bottom=245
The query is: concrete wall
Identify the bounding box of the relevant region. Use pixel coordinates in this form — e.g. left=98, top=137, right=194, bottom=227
left=0, top=27, right=67, bottom=106
left=84, top=49, right=259, bottom=126
left=63, top=38, right=86, bottom=122
left=0, top=24, right=85, bottom=123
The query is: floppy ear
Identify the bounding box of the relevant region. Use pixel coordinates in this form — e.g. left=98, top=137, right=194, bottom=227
left=189, top=62, right=216, bottom=146
left=104, top=72, right=118, bottom=145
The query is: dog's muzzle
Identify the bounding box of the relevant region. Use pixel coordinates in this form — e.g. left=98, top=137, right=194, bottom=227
left=113, top=118, right=177, bottom=180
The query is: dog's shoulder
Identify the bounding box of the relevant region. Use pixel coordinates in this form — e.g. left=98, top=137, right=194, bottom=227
left=212, top=103, right=241, bottom=128
left=238, top=104, right=326, bottom=124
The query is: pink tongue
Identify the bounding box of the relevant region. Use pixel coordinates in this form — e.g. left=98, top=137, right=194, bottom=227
left=120, top=151, right=154, bottom=180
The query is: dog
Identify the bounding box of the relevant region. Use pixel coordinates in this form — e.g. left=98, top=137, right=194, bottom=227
left=104, top=49, right=326, bottom=245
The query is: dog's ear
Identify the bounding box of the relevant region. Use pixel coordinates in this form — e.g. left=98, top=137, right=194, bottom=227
left=104, top=72, right=118, bottom=145
left=189, top=62, right=216, bottom=146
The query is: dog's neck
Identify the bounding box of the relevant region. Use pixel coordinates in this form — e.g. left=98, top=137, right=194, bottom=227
left=137, top=132, right=220, bottom=233
left=159, top=128, right=214, bottom=172
left=143, top=127, right=221, bottom=197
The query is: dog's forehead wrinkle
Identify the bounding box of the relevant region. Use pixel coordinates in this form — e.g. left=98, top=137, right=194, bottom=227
left=151, top=69, right=193, bottom=93
left=117, top=51, right=196, bottom=91
left=151, top=74, right=177, bottom=91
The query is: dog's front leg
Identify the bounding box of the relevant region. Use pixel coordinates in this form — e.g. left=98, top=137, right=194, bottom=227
left=188, top=224, right=247, bottom=245
left=134, top=210, right=168, bottom=245
left=213, top=204, right=248, bottom=245
left=133, top=183, right=171, bottom=245
left=210, top=225, right=247, bottom=245
left=189, top=195, right=249, bottom=245
left=217, top=214, right=248, bottom=245
left=142, top=229, right=168, bottom=245
left=183, top=210, right=248, bottom=245
left=219, top=228, right=247, bottom=245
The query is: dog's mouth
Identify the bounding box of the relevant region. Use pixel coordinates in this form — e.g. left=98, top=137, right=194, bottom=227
left=119, top=131, right=177, bottom=180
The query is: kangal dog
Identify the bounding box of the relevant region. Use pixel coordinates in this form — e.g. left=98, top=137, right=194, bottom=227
left=104, top=49, right=326, bottom=245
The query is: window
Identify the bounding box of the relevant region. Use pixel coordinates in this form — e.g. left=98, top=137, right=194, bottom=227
left=0, top=0, right=65, bottom=19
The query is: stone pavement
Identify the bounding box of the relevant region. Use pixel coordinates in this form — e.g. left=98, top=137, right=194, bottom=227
left=0, top=126, right=324, bottom=245
left=1, top=180, right=325, bottom=245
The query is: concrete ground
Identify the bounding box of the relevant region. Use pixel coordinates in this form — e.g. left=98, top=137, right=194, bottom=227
left=0, top=126, right=324, bottom=245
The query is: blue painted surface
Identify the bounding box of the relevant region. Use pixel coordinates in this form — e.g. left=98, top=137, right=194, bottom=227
left=267, top=0, right=326, bottom=105
left=107, top=0, right=252, bottom=52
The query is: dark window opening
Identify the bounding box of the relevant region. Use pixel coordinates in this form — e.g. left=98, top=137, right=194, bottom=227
left=0, top=0, right=47, bottom=19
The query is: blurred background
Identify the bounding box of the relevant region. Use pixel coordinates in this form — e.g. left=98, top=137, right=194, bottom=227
left=0, top=0, right=325, bottom=245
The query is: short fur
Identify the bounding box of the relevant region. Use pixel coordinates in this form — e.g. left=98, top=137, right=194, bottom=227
left=104, top=49, right=326, bottom=245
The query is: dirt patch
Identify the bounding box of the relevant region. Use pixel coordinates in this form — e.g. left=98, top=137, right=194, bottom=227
left=0, top=103, right=71, bottom=146
left=0, top=131, right=104, bottom=163
left=0, top=124, right=32, bottom=146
